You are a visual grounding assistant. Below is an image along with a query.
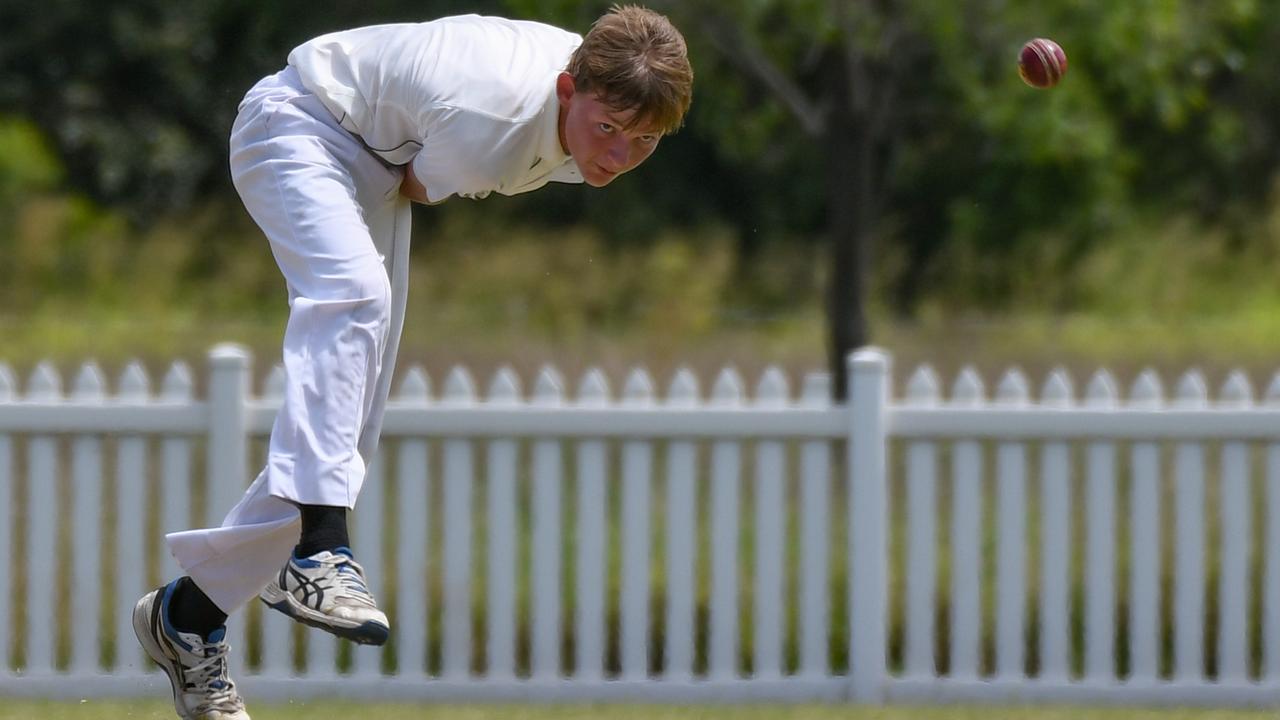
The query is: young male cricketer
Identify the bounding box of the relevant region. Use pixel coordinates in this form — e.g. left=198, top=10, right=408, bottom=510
left=132, top=6, right=693, bottom=718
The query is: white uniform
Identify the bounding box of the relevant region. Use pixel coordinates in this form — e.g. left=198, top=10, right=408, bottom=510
left=167, top=15, right=584, bottom=613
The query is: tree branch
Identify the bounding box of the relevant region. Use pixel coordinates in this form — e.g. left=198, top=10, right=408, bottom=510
left=693, top=8, right=827, bottom=136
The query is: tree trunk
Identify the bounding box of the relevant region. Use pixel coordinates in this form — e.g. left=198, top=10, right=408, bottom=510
left=825, top=57, right=874, bottom=401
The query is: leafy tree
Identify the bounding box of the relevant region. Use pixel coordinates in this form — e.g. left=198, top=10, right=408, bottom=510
left=511, top=0, right=1279, bottom=396
left=0, top=0, right=505, bottom=218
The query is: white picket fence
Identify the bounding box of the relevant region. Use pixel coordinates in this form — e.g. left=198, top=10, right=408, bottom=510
left=1, top=344, right=1280, bottom=707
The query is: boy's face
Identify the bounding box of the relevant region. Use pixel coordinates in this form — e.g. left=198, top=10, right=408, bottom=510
left=556, top=73, right=662, bottom=187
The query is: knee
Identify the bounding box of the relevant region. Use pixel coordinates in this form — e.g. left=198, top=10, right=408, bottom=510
left=320, top=263, right=392, bottom=326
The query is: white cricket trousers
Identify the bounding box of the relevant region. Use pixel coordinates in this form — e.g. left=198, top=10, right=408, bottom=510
left=166, top=66, right=412, bottom=613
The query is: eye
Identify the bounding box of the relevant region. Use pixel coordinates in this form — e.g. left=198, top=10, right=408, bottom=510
left=638, top=134, right=659, bottom=145
left=598, top=122, right=615, bottom=134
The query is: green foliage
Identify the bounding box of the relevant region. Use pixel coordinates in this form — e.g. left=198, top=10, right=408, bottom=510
left=0, top=0, right=506, bottom=216
left=7, top=0, right=1280, bottom=356
left=0, top=117, right=61, bottom=197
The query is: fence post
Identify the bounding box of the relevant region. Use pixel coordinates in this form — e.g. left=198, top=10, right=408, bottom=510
left=849, top=348, right=889, bottom=703
left=207, top=344, right=250, bottom=526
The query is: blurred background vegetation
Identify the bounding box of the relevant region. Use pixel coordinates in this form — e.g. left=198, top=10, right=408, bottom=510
left=4, top=0, right=1280, bottom=394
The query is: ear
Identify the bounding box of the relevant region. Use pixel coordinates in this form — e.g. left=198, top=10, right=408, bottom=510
left=555, top=72, right=576, bottom=106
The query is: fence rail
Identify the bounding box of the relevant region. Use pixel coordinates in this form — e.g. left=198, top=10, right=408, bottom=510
left=2, top=345, right=1280, bottom=707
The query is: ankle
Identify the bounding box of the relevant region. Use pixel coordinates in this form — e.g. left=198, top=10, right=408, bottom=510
left=166, top=577, right=228, bottom=640
left=296, top=503, right=349, bottom=557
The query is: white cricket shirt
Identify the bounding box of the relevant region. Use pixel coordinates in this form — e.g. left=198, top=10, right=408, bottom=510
left=288, top=14, right=584, bottom=202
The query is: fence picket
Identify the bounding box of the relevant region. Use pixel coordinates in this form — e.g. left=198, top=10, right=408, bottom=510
left=799, top=373, right=832, bottom=679
left=396, top=368, right=431, bottom=680
left=1128, top=370, right=1163, bottom=682
left=207, top=347, right=251, bottom=676
left=663, top=369, right=699, bottom=681
left=1039, top=369, right=1074, bottom=682
left=1174, top=371, right=1208, bottom=682
left=532, top=367, right=564, bottom=680
left=1218, top=371, right=1253, bottom=682
left=621, top=368, right=654, bottom=680
left=115, top=362, right=150, bottom=672
left=352, top=450, right=385, bottom=678
left=709, top=368, right=744, bottom=680
left=1084, top=370, right=1118, bottom=682
left=304, top=622, right=339, bottom=681
left=27, top=362, right=61, bottom=675
left=995, top=369, right=1029, bottom=680
left=160, top=363, right=194, bottom=583
left=71, top=363, right=105, bottom=675
left=950, top=367, right=984, bottom=680
left=0, top=363, right=11, bottom=675
left=575, top=369, right=609, bottom=681
left=443, top=366, right=476, bottom=679
left=484, top=368, right=517, bottom=680
left=753, top=367, right=788, bottom=679
left=1266, top=373, right=1280, bottom=681
left=904, top=366, right=939, bottom=678
left=257, top=364, right=292, bottom=679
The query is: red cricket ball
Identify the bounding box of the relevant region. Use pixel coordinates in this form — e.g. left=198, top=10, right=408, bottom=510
left=1018, top=38, right=1068, bottom=89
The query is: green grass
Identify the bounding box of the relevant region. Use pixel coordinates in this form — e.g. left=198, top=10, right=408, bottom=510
left=0, top=702, right=1275, bottom=720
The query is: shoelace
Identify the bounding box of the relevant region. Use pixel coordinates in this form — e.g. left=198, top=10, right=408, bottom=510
left=326, top=556, right=378, bottom=609
left=185, top=641, right=245, bottom=713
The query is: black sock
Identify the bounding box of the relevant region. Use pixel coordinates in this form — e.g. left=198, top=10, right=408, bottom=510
left=295, top=503, right=349, bottom=558
left=167, top=576, right=228, bottom=640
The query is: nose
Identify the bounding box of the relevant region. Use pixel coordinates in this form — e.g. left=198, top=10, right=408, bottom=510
left=605, top=137, right=630, bottom=170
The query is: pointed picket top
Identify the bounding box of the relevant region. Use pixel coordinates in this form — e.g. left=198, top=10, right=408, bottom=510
left=1128, top=369, right=1164, bottom=410
left=622, top=368, right=655, bottom=407
left=487, top=367, right=521, bottom=406
left=1083, top=370, right=1118, bottom=409
left=666, top=367, right=700, bottom=407
left=800, top=372, right=830, bottom=408
left=443, top=365, right=477, bottom=405
left=1266, top=372, right=1280, bottom=408
left=903, top=365, right=940, bottom=407
left=1174, top=370, right=1208, bottom=409
left=755, top=366, right=789, bottom=407
left=577, top=368, right=611, bottom=407
left=951, top=366, right=985, bottom=407
left=397, top=366, right=431, bottom=402
left=29, top=362, right=62, bottom=401
left=162, top=362, right=194, bottom=401
left=118, top=361, right=151, bottom=402
left=710, top=367, right=745, bottom=407
left=533, top=365, right=565, bottom=406
left=71, top=361, right=106, bottom=402
left=0, top=363, right=14, bottom=401
left=995, top=368, right=1030, bottom=407
left=1219, top=370, right=1253, bottom=408
left=262, top=364, right=287, bottom=402
left=1041, top=367, right=1074, bottom=408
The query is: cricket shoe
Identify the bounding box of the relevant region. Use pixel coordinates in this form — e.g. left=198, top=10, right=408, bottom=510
left=133, top=583, right=250, bottom=720
left=259, top=546, right=390, bottom=645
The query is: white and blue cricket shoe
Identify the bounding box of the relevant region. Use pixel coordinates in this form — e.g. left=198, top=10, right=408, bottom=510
left=133, top=583, right=250, bottom=720
left=259, top=546, right=390, bottom=646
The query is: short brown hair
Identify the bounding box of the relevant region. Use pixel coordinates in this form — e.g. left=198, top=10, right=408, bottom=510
left=566, top=5, right=694, bottom=135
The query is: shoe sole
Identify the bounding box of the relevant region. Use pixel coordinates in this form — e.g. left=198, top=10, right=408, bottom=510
left=133, top=591, right=194, bottom=720
left=260, top=585, right=390, bottom=646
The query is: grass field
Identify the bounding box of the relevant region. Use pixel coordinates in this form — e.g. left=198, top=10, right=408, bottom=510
left=1, top=702, right=1276, bottom=720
